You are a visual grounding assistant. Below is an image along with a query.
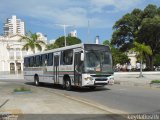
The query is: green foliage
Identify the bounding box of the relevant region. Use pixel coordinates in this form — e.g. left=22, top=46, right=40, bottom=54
left=46, top=36, right=81, bottom=50
left=112, top=49, right=130, bottom=65
left=111, top=4, right=160, bottom=70
left=14, top=86, right=31, bottom=92
left=45, top=43, right=58, bottom=50
left=112, top=9, right=142, bottom=49
left=131, top=42, right=152, bottom=58
left=154, top=54, right=160, bottom=66
left=103, top=40, right=130, bottom=65
left=20, top=31, right=46, bottom=53
left=150, top=80, right=160, bottom=84
left=103, top=40, right=111, bottom=47
left=137, top=16, right=160, bottom=56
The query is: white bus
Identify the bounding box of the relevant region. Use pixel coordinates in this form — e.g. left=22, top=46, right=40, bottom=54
left=24, top=43, right=114, bottom=90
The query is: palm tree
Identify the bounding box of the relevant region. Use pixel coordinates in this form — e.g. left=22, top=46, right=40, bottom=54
left=132, top=41, right=152, bottom=77
left=20, top=32, right=46, bottom=53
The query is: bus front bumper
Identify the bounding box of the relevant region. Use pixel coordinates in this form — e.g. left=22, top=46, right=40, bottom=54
left=82, top=74, right=114, bottom=86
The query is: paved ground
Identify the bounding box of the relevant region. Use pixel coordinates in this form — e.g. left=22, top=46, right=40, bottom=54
left=0, top=81, right=125, bottom=120
left=114, top=72, right=160, bottom=87
left=0, top=73, right=160, bottom=119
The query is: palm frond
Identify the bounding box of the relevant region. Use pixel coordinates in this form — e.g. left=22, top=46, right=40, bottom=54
left=35, top=44, right=42, bottom=51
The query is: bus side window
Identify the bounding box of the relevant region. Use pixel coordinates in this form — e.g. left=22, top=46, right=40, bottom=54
left=29, top=57, right=35, bottom=67
left=47, top=53, right=53, bottom=66
left=24, top=57, right=29, bottom=67
left=60, top=51, right=64, bottom=65
left=35, top=55, right=41, bottom=67
left=61, top=50, right=73, bottom=65
left=42, top=54, right=48, bottom=66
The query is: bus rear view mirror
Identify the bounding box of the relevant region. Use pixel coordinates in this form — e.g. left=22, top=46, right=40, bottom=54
left=81, top=53, right=84, bottom=61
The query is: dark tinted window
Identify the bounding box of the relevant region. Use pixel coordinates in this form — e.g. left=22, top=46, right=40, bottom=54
left=61, top=50, right=73, bottom=65
left=84, top=44, right=110, bottom=52
left=35, top=55, right=41, bottom=67
left=24, top=57, right=29, bottom=67
left=47, top=53, right=53, bottom=66
left=29, top=57, right=35, bottom=67
left=42, top=54, right=48, bottom=66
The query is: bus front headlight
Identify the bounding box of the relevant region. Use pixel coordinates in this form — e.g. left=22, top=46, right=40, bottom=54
left=84, top=77, right=93, bottom=81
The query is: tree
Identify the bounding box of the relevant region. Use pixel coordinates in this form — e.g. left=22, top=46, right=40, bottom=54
left=136, top=16, right=160, bottom=70
left=111, top=8, right=142, bottom=51
left=154, top=53, right=160, bottom=67
left=45, top=43, right=58, bottom=50
left=131, top=42, right=152, bottom=77
left=46, top=36, right=81, bottom=50
left=20, top=32, right=46, bottom=53
left=103, top=40, right=130, bottom=66
left=111, top=4, right=160, bottom=70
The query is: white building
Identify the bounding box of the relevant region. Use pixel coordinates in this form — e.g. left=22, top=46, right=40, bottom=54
left=68, top=30, right=77, bottom=37
left=127, top=51, right=137, bottom=68
left=3, top=15, right=25, bottom=36
left=0, top=33, right=47, bottom=74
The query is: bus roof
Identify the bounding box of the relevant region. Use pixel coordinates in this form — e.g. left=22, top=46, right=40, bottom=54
left=24, top=43, right=110, bottom=57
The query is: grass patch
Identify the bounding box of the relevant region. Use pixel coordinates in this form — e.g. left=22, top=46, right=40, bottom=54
left=14, top=86, right=31, bottom=92
left=150, top=80, right=160, bottom=84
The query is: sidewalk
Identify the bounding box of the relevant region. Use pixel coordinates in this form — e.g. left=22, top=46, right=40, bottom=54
left=0, top=74, right=24, bottom=80
left=0, top=81, right=111, bottom=114
left=114, top=72, right=160, bottom=87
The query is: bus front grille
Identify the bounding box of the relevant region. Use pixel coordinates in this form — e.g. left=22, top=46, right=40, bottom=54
left=95, top=78, right=107, bottom=81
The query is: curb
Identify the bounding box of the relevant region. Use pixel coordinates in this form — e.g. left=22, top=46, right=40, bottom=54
left=51, top=90, right=127, bottom=114
left=114, top=81, right=150, bottom=87
left=114, top=72, right=160, bottom=75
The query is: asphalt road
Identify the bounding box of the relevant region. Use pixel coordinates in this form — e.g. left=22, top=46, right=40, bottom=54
left=1, top=78, right=160, bottom=114
left=38, top=84, right=160, bottom=114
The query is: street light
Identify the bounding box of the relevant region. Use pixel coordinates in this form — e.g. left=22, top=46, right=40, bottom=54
left=55, top=24, right=74, bottom=47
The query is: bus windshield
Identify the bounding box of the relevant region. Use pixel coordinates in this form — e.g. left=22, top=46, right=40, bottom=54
left=84, top=50, right=113, bottom=73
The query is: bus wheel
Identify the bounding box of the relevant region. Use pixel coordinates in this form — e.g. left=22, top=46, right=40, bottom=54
left=89, top=86, right=96, bottom=90
left=34, top=75, right=39, bottom=86
left=65, top=78, right=72, bottom=91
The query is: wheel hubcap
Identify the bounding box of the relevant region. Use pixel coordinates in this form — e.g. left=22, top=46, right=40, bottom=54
left=36, top=80, right=38, bottom=85
left=66, top=81, right=69, bottom=88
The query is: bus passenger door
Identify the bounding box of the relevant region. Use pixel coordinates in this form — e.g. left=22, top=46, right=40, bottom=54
left=54, top=55, right=59, bottom=83
left=74, top=52, right=82, bottom=86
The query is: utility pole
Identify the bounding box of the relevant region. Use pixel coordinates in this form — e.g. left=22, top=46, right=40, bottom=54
left=55, top=24, right=74, bottom=47
left=87, top=20, right=90, bottom=43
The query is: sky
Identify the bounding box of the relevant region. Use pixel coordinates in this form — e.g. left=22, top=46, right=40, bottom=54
left=0, top=0, right=160, bottom=44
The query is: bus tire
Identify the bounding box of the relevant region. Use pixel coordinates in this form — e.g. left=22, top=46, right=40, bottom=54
left=34, top=75, right=39, bottom=86
left=65, top=78, right=72, bottom=91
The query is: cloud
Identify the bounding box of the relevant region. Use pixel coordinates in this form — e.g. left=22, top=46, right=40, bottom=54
left=89, top=0, right=142, bottom=13
left=0, top=0, right=142, bottom=29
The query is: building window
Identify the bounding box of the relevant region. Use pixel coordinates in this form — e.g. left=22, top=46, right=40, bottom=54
left=16, top=48, right=21, bottom=59
left=9, top=48, right=14, bottom=60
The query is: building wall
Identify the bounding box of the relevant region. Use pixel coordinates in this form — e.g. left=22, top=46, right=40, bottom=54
left=3, top=15, right=25, bottom=36
left=68, top=30, right=77, bottom=37
left=0, top=34, right=47, bottom=74
left=127, top=51, right=137, bottom=68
